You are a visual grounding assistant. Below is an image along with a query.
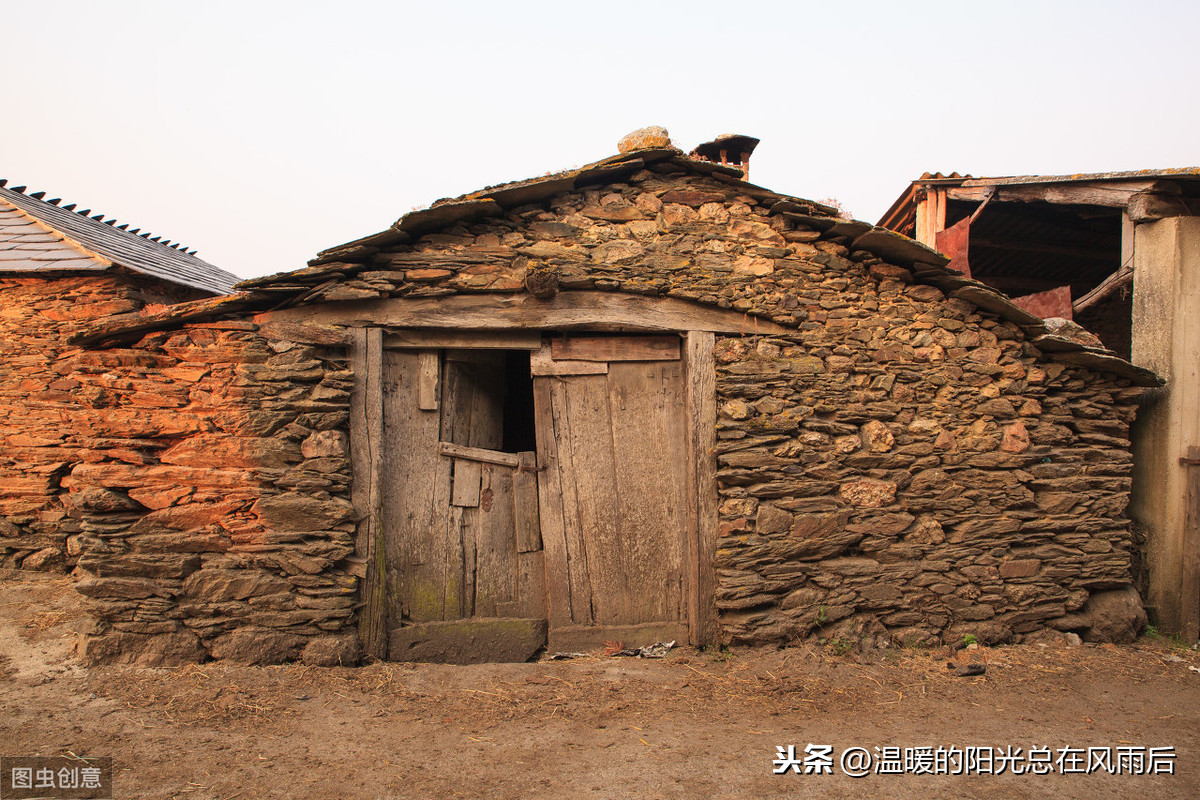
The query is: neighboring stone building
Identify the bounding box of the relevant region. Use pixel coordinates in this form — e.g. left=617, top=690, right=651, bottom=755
left=62, top=136, right=1159, bottom=666
left=0, top=180, right=239, bottom=573
left=879, top=170, right=1200, bottom=640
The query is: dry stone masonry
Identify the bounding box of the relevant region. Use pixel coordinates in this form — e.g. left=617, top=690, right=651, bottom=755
left=65, top=322, right=361, bottom=667
left=48, top=145, right=1158, bottom=663
left=0, top=274, right=201, bottom=573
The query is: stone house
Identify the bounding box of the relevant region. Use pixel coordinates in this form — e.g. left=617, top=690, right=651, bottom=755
left=879, top=170, right=1200, bottom=640
left=61, top=136, right=1160, bottom=666
left=0, top=181, right=238, bottom=574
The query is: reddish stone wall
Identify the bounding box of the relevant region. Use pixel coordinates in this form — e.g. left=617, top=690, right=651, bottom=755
left=64, top=323, right=359, bottom=666
left=0, top=273, right=202, bottom=572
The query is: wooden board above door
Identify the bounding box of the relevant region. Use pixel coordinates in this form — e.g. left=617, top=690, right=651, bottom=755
left=550, top=335, right=680, bottom=362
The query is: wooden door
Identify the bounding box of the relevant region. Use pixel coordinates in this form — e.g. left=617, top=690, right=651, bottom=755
left=380, top=348, right=546, bottom=662
left=532, top=336, right=692, bottom=651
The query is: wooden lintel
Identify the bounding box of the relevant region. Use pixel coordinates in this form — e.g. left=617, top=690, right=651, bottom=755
left=1127, top=191, right=1196, bottom=223
left=951, top=179, right=1187, bottom=210
left=384, top=330, right=542, bottom=350
left=945, top=186, right=994, bottom=203
left=438, top=441, right=520, bottom=468
left=257, top=291, right=793, bottom=336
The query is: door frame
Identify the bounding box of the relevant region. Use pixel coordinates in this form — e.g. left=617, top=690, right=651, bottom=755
left=336, top=309, right=734, bottom=660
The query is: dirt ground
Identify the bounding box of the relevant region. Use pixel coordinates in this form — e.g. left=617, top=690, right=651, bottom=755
left=2, top=571, right=1199, bottom=800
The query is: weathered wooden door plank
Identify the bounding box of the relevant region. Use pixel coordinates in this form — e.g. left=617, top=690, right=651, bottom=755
left=606, top=360, right=687, bottom=624
left=513, top=451, right=542, bottom=553
left=516, top=551, right=547, bottom=619
left=551, top=335, right=680, bottom=362
left=352, top=326, right=388, bottom=660
left=559, top=374, right=620, bottom=625
left=472, top=463, right=518, bottom=617
left=383, top=349, right=461, bottom=624
left=685, top=331, right=718, bottom=645
left=530, top=346, right=608, bottom=376
left=450, top=458, right=482, bottom=507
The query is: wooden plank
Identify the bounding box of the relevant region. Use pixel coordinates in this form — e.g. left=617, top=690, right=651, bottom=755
left=351, top=327, right=388, bottom=660
left=547, top=622, right=689, bottom=654
left=455, top=506, right=474, bottom=617
left=530, top=347, right=608, bottom=376
left=914, top=194, right=934, bottom=247
left=516, top=551, right=547, bottom=619
left=466, top=356, right=505, bottom=450
left=430, top=448, right=458, bottom=619
left=605, top=360, right=688, bottom=626
left=260, top=291, right=793, bottom=335
left=562, top=373, right=625, bottom=626
left=1183, top=445, right=1200, bottom=642
left=532, top=378, right=584, bottom=628
left=685, top=332, right=718, bottom=646
left=438, top=441, right=519, bottom=468
left=472, top=463, right=518, bottom=616
left=1128, top=192, right=1195, bottom=222
left=416, top=350, right=439, bottom=411
left=440, top=354, right=506, bottom=448
left=1074, top=265, right=1133, bottom=314
left=450, top=458, right=482, bottom=507
left=383, top=350, right=459, bottom=625
left=947, top=182, right=1147, bottom=208
left=349, top=328, right=369, bottom=570
left=513, top=451, right=542, bottom=553
left=385, top=330, right=542, bottom=350
left=997, top=184, right=1136, bottom=208
left=551, top=335, right=680, bottom=362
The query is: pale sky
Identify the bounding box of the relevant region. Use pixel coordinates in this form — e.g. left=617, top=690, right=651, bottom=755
left=4, top=1, right=1196, bottom=279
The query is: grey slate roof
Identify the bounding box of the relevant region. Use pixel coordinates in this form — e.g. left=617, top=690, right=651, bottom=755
left=0, top=181, right=238, bottom=294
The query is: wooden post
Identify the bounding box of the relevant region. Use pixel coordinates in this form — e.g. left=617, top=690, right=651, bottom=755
left=1182, top=445, right=1200, bottom=642
left=352, top=326, right=388, bottom=660
left=685, top=331, right=718, bottom=645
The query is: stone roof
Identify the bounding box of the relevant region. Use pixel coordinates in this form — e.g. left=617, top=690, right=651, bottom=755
left=71, top=147, right=1162, bottom=386
left=0, top=181, right=239, bottom=295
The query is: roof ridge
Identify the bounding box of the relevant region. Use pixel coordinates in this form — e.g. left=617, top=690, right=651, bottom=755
left=0, top=177, right=199, bottom=255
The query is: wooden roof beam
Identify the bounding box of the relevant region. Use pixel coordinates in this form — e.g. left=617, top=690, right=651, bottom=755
left=257, top=291, right=794, bottom=335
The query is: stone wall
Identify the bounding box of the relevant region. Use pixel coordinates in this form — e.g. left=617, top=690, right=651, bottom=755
left=34, top=158, right=1149, bottom=662
left=241, top=161, right=1143, bottom=647
left=710, top=293, right=1142, bottom=648
left=0, top=273, right=201, bottom=572
left=64, top=322, right=361, bottom=666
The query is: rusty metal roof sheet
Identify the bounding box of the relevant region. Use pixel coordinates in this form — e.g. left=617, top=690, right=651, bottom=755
left=0, top=181, right=238, bottom=294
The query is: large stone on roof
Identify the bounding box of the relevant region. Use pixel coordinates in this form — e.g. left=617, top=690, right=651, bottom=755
left=618, top=126, right=672, bottom=153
